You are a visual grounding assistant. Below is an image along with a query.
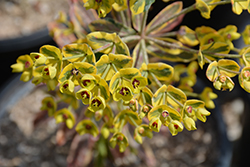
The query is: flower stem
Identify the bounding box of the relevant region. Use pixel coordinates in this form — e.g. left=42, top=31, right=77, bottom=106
left=93, top=43, right=113, bottom=53
left=101, top=64, right=111, bottom=79
left=121, top=35, right=141, bottom=43
left=218, top=66, right=240, bottom=74
left=167, top=92, right=184, bottom=108
left=128, top=116, right=139, bottom=128
left=150, top=72, right=162, bottom=88
left=146, top=37, right=242, bottom=59
left=141, top=10, right=149, bottom=34
left=141, top=39, right=149, bottom=64
left=62, top=54, right=85, bottom=60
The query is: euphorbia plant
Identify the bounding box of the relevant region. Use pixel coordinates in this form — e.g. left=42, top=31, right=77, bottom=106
left=11, top=0, right=250, bottom=166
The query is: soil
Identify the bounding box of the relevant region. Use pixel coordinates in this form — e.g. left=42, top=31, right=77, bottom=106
left=0, top=85, right=220, bottom=167
left=0, top=0, right=69, bottom=40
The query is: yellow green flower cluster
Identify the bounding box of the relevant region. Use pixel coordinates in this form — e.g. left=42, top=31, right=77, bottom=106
left=11, top=31, right=212, bottom=152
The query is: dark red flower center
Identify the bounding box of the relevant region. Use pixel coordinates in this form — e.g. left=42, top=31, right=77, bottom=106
left=132, top=78, right=140, bottom=89
left=44, top=68, right=49, bottom=75
left=25, top=61, right=31, bottom=68
left=85, top=124, right=92, bottom=130
left=174, top=124, right=179, bottom=129
left=63, top=83, right=69, bottom=89
left=35, top=55, right=40, bottom=59
left=208, top=38, right=214, bottom=43
left=92, top=99, right=102, bottom=107
left=82, top=80, right=91, bottom=86
left=227, top=34, right=231, bottom=39
left=152, top=122, right=158, bottom=128
left=95, top=0, right=102, bottom=2
left=63, top=114, right=68, bottom=120
left=47, top=102, right=52, bottom=108
left=119, top=87, right=130, bottom=96
left=81, top=91, right=90, bottom=99
left=117, top=136, right=124, bottom=141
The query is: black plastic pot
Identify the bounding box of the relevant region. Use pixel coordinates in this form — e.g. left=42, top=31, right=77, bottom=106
left=0, top=27, right=56, bottom=88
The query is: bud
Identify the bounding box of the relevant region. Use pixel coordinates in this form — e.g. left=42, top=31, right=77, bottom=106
left=195, top=108, right=211, bottom=122
left=161, top=110, right=169, bottom=118
left=183, top=117, right=197, bottom=131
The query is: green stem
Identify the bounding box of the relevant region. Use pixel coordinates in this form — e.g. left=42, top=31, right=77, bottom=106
left=101, top=64, right=111, bottom=79
left=167, top=92, right=184, bottom=108
left=147, top=37, right=242, bottom=59
left=120, top=10, right=128, bottom=26
left=128, top=116, right=139, bottom=128
left=150, top=72, right=162, bottom=88
left=81, top=56, right=87, bottom=62
left=112, top=63, right=118, bottom=72
left=141, top=91, right=147, bottom=104
left=231, top=47, right=241, bottom=53
left=62, top=54, right=85, bottom=60
left=150, top=31, right=178, bottom=38
left=93, top=43, right=113, bottom=53
left=163, top=92, right=166, bottom=105
left=184, top=91, right=199, bottom=98
left=141, top=39, right=149, bottom=64
left=121, top=35, right=141, bottom=43
left=140, top=10, right=149, bottom=34
left=119, top=119, right=126, bottom=132
left=218, top=66, right=241, bottom=74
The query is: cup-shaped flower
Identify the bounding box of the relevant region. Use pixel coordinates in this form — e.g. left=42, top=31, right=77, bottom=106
left=54, top=108, right=75, bottom=129
left=88, top=96, right=106, bottom=112
left=113, top=86, right=133, bottom=102
left=30, top=53, right=46, bottom=66
left=134, top=125, right=153, bottom=144
left=213, top=74, right=234, bottom=91
left=242, top=25, right=250, bottom=45
left=195, top=108, right=211, bottom=122
left=183, top=117, right=197, bottom=131
left=127, top=98, right=138, bottom=112
left=200, top=87, right=217, bottom=109
left=76, top=88, right=92, bottom=105
left=59, top=80, right=75, bottom=94
left=131, top=76, right=148, bottom=94
left=42, top=66, right=57, bottom=80
left=218, top=25, right=240, bottom=49
left=59, top=62, right=96, bottom=86
left=239, top=66, right=250, bottom=93
left=41, top=96, right=57, bottom=116
left=84, top=0, right=114, bottom=17
left=75, top=119, right=99, bottom=137
left=11, top=55, right=33, bottom=82
left=139, top=105, right=151, bottom=119
left=79, top=74, right=96, bottom=90
left=149, top=117, right=162, bottom=132
left=168, top=120, right=183, bottom=136
left=110, top=132, right=129, bottom=153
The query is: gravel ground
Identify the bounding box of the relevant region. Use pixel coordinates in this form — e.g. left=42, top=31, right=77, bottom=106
left=0, top=0, right=69, bottom=40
